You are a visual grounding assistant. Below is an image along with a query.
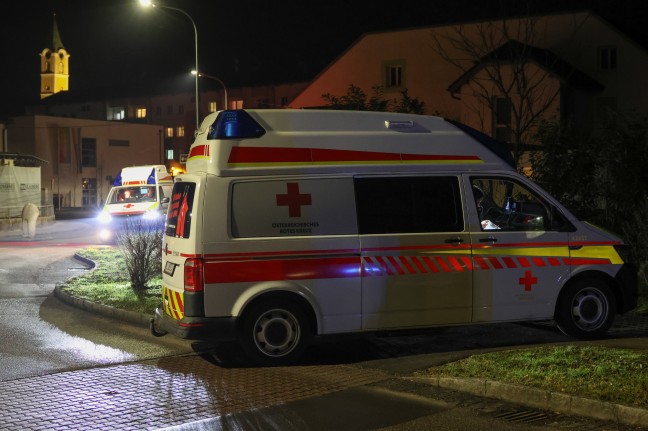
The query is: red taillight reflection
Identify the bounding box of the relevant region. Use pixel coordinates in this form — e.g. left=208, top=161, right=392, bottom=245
left=184, top=258, right=204, bottom=292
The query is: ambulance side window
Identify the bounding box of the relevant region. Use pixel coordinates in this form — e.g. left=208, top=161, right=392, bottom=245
left=355, top=176, right=463, bottom=234
left=165, top=182, right=195, bottom=238
left=471, top=177, right=550, bottom=231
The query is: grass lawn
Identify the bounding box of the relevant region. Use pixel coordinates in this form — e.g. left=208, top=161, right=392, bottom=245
left=415, top=345, right=648, bottom=409
left=59, top=246, right=161, bottom=315
left=61, top=247, right=648, bottom=408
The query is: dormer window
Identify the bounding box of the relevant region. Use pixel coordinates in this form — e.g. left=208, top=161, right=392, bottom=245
left=598, top=46, right=617, bottom=70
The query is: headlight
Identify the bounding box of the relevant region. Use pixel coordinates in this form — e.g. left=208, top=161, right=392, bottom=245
left=99, top=229, right=112, bottom=241
left=97, top=212, right=112, bottom=224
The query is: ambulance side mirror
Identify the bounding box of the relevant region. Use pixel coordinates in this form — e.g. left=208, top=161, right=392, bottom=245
left=161, top=197, right=170, bottom=211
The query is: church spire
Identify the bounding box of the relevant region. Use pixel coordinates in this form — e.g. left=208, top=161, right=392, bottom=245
left=40, top=12, right=70, bottom=99
left=50, top=13, right=65, bottom=51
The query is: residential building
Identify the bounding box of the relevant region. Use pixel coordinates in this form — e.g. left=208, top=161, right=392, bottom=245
left=289, top=10, right=648, bottom=163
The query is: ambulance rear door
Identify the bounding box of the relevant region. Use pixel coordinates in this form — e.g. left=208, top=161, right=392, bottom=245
left=356, top=174, right=473, bottom=330
left=466, top=175, right=572, bottom=323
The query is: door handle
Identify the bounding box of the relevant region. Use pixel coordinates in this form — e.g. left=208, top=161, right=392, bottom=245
left=479, top=237, right=498, bottom=243
left=444, top=238, right=464, bottom=244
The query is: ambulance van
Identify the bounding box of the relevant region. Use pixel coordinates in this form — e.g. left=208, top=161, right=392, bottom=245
left=151, top=109, right=637, bottom=365
left=97, top=165, right=173, bottom=242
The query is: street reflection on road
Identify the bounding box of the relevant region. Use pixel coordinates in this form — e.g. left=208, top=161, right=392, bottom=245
left=39, top=321, right=137, bottom=363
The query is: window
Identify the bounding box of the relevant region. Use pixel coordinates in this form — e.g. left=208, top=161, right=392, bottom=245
left=82, top=178, right=97, bottom=207
left=209, top=101, right=217, bottom=113
left=177, top=126, right=185, bottom=137
left=178, top=105, right=185, bottom=114
left=471, top=177, right=569, bottom=231
left=81, top=138, right=97, bottom=168
left=156, top=106, right=162, bottom=116
left=232, top=99, right=244, bottom=109
left=598, top=46, right=617, bottom=70
left=165, top=127, right=174, bottom=138
left=166, top=149, right=174, bottom=160
left=167, top=105, right=173, bottom=115
left=109, top=139, right=129, bottom=147
left=166, top=182, right=196, bottom=238
left=107, top=107, right=125, bottom=121
left=136, top=107, right=147, bottom=119
left=281, top=96, right=288, bottom=106
left=493, top=97, right=512, bottom=143
left=355, top=176, right=463, bottom=234
left=383, top=60, right=405, bottom=89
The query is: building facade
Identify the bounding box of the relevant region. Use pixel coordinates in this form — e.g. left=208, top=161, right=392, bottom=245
left=1, top=116, right=163, bottom=208
left=31, top=81, right=308, bottom=175
left=288, top=10, right=648, bottom=161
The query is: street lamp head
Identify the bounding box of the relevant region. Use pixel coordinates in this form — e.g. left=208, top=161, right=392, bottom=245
left=139, top=0, right=200, bottom=129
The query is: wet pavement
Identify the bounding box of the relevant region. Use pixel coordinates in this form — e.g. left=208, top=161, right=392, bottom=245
left=0, top=310, right=646, bottom=430
left=0, top=357, right=390, bottom=430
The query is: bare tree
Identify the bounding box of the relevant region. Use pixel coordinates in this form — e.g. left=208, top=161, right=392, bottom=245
left=431, top=13, right=572, bottom=164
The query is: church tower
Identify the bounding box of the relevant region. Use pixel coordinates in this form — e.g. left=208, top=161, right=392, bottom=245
left=40, top=13, right=70, bottom=99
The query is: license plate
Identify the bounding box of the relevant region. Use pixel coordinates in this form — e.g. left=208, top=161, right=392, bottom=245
left=164, top=261, right=176, bottom=276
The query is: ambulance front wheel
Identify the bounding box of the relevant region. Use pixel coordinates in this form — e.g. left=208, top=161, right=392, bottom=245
left=555, top=278, right=616, bottom=340
left=239, top=299, right=311, bottom=366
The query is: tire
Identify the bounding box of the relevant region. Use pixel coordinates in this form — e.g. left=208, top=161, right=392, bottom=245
left=555, top=278, right=616, bottom=340
left=239, top=299, right=311, bottom=366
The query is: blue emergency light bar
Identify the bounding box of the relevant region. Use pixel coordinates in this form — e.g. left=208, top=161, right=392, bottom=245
left=208, top=110, right=266, bottom=140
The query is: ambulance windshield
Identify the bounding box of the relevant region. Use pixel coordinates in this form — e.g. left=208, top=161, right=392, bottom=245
left=109, top=186, right=156, bottom=204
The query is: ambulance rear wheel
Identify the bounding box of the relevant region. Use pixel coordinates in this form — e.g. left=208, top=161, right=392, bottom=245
left=239, top=299, right=310, bottom=366
left=555, top=278, right=616, bottom=340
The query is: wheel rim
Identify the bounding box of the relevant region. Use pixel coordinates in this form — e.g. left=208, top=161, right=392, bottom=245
left=570, top=287, right=609, bottom=331
left=252, top=308, right=300, bottom=358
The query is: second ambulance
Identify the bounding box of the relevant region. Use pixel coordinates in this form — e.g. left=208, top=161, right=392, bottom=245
left=151, top=109, right=637, bottom=365
left=97, top=165, right=173, bottom=242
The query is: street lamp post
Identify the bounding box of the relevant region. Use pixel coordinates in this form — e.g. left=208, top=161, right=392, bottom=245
left=192, top=71, right=228, bottom=110
left=139, top=0, right=200, bottom=130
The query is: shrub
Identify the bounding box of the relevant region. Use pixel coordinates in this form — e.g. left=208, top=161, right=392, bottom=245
left=116, top=216, right=164, bottom=297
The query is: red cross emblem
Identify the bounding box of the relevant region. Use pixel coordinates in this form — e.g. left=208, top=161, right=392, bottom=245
left=276, top=183, right=311, bottom=217
left=123, top=203, right=135, bottom=209
left=519, top=270, right=538, bottom=291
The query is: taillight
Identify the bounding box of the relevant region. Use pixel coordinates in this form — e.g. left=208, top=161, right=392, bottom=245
left=184, top=258, right=204, bottom=292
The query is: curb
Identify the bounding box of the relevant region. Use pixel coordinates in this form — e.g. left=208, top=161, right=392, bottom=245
left=408, top=376, right=648, bottom=427
left=53, top=252, right=152, bottom=329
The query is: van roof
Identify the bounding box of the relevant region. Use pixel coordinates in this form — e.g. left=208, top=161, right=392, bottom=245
left=186, top=109, right=516, bottom=176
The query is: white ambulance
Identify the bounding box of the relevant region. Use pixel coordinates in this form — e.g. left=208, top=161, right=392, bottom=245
left=97, top=165, right=173, bottom=242
left=150, top=109, right=637, bottom=366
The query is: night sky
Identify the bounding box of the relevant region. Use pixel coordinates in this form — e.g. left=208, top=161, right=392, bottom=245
left=1, top=0, right=647, bottom=118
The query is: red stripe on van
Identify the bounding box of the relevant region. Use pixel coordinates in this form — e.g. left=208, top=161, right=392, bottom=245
left=566, top=258, right=611, bottom=265
left=227, top=146, right=481, bottom=165
left=203, top=257, right=360, bottom=283
left=189, top=144, right=211, bottom=158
